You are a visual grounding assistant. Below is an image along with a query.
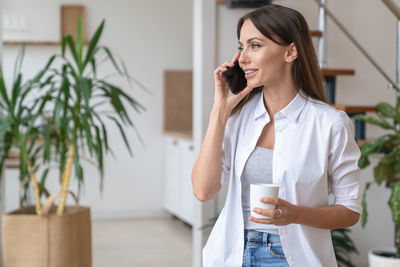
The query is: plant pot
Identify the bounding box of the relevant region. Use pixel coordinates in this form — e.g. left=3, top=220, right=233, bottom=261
left=369, top=247, right=400, bottom=267
left=2, top=191, right=92, bottom=267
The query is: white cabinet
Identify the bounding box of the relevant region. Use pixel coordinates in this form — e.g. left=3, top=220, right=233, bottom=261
left=163, top=136, right=196, bottom=225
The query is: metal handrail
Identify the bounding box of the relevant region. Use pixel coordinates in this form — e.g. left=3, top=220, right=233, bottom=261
left=382, top=0, right=400, bottom=20
left=312, top=0, right=400, bottom=93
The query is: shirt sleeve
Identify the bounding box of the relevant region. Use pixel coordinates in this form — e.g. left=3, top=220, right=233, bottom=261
left=328, top=113, right=362, bottom=214
left=220, top=127, right=231, bottom=186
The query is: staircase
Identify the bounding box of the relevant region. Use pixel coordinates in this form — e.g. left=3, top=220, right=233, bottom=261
left=312, top=0, right=380, bottom=145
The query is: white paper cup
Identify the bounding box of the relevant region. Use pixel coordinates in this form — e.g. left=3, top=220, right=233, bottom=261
left=250, top=183, right=279, bottom=219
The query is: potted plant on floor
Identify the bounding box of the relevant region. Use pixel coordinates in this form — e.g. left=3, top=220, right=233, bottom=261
left=0, top=18, right=145, bottom=267
left=354, top=99, right=400, bottom=266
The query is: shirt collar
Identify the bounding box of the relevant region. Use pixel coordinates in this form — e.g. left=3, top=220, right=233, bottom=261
left=253, top=89, right=309, bottom=122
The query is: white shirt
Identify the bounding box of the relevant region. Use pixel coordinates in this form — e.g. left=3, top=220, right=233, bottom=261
left=203, top=89, right=361, bottom=267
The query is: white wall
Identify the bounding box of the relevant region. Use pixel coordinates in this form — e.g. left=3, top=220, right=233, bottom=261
left=2, top=0, right=193, bottom=219
left=215, top=1, right=398, bottom=266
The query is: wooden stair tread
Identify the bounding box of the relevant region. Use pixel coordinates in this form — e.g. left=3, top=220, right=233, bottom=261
left=332, top=105, right=377, bottom=113
left=310, top=30, right=322, bottom=37
left=321, top=69, right=355, bottom=76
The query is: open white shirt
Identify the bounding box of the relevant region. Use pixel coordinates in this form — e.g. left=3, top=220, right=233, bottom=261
left=203, top=89, right=361, bottom=267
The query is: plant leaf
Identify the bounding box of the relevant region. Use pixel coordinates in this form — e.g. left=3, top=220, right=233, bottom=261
left=76, top=15, right=84, bottom=73
left=0, top=66, right=11, bottom=108
left=377, top=102, right=397, bottom=119
left=107, top=115, right=132, bottom=156
left=353, top=114, right=394, bottom=130
left=361, top=182, right=372, bottom=227
left=389, top=181, right=400, bottom=228
left=83, top=20, right=105, bottom=70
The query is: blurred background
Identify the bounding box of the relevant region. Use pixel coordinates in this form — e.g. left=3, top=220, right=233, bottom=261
left=0, top=0, right=399, bottom=266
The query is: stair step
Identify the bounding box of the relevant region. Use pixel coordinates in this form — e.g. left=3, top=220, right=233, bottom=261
left=357, top=139, right=367, bottom=147
left=310, top=30, right=322, bottom=37
left=332, top=105, right=377, bottom=114
left=321, top=69, right=355, bottom=76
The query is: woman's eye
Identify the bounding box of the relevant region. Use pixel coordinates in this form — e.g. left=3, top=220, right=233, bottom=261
left=238, top=47, right=243, bottom=52
left=251, top=44, right=260, bottom=49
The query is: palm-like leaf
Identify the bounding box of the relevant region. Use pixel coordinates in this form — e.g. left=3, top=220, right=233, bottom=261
left=1, top=18, right=146, bottom=203
left=356, top=98, right=400, bottom=257
left=42, top=18, right=146, bottom=195
left=0, top=47, right=54, bottom=191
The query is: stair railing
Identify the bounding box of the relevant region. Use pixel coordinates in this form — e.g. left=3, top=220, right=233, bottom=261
left=313, top=0, right=400, bottom=93
left=381, top=0, right=400, bottom=109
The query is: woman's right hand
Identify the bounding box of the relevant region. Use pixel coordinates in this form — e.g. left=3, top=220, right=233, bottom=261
left=213, top=51, right=254, bottom=119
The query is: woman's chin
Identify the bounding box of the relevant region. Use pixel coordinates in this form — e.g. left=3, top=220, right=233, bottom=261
left=247, top=81, right=263, bottom=89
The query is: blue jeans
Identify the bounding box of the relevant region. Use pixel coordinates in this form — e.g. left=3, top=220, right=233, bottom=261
left=242, top=229, right=290, bottom=267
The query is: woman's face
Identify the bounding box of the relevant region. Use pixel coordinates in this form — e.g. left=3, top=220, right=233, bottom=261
left=238, top=19, right=290, bottom=89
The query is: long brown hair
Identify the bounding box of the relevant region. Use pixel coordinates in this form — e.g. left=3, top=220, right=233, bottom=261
left=231, top=4, right=327, bottom=115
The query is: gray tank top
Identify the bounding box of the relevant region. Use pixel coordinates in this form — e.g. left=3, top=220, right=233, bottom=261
left=241, top=146, right=279, bottom=235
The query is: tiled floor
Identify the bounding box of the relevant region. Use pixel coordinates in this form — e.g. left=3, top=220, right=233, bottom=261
left=92, top=217, right=192, bottom=267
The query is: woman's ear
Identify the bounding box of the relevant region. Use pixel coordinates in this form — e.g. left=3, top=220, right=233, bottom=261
left=285, top=42, right=298, bottom=63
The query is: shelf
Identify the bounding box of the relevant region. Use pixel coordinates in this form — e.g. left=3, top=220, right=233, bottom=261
left=3, top=41, right=90, bottom=46
left=5, top=162, right=20, bottom=169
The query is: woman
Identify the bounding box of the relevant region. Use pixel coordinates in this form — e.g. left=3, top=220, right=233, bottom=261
left=191, top=4, right=361, bottom=267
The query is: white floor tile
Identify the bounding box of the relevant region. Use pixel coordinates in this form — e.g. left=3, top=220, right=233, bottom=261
left=93, top=217, right=192, bottom=267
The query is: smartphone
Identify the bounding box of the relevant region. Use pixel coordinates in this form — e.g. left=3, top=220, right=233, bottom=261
left=222, top=60, right=247, bottom=95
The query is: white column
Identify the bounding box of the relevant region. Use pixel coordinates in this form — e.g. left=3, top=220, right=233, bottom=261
left=317, top=0, right=327, bottom=68
left=192, top=0, right=218, bottom=266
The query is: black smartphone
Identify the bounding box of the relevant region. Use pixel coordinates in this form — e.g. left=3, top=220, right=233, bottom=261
left=222, top=60, right=247, bottom=95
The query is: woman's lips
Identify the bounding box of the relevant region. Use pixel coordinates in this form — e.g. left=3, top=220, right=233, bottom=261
left=245, top=70, right=258, bottom=79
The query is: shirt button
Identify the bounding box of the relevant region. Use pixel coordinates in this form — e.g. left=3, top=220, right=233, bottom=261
left=281, top=229, right=287, bottom=235
left=288, top=256, right=293, bottom=261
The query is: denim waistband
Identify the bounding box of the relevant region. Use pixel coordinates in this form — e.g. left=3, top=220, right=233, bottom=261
left=244, top=229, right=281, bottom=243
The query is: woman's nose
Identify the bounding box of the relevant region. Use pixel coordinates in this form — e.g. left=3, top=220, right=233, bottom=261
left=238, top=49, right=249, bottom=65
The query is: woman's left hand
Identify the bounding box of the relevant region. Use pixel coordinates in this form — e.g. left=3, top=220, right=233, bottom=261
left=249, top=197, right=298, bottom=226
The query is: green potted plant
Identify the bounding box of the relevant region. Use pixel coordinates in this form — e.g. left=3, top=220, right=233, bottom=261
left=0, top=18, right=145, bottom=267
left=354, top=99, right=400, bottom=266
